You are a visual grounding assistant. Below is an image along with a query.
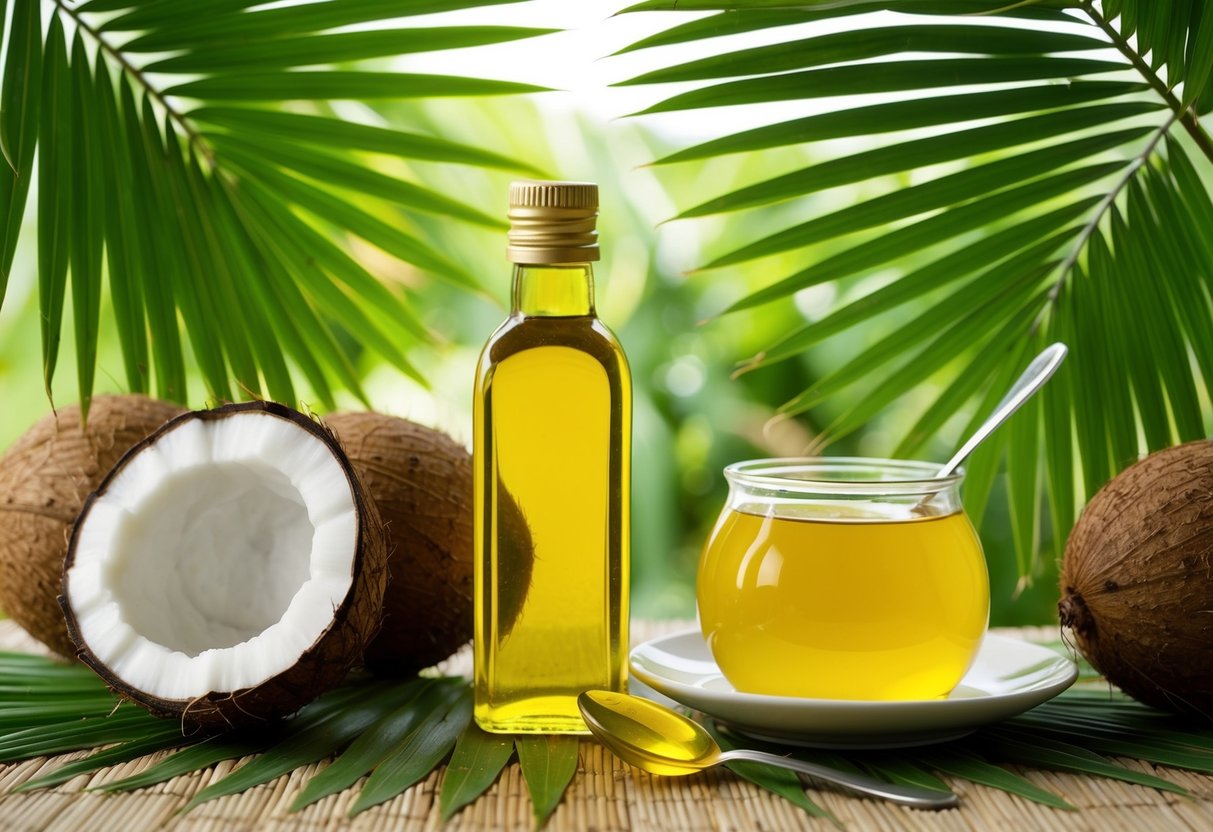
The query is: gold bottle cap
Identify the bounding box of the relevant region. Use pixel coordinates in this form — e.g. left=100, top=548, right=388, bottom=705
left=507, top=180, right=600, bottom=264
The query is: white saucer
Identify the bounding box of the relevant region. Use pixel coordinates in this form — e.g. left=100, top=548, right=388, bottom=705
left=629, top=629, right=1077, bottom=749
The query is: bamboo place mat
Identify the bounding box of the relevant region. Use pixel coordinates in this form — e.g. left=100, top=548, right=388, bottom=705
left=0, top=620, right=1210, bottom=832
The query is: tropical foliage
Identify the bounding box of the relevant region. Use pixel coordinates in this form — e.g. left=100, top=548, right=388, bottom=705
left=4, top=649, right=1213, bottom=825
left=2, top=4, right=1210, bottom=824
left=618, top=0, right=1213, bottom=578
left=0, top=0, right=550, bottom=418
left=4, top=2, right=1210, bottom=585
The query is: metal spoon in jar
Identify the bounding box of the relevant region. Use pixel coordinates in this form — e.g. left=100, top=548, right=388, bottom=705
left=936, top=342, right=1069, bottom=479
left=577, top=690, right=959, bottom=809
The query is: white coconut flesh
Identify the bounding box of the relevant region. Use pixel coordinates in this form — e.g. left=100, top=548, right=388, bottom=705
left=65, top=412, right=359, bottom=701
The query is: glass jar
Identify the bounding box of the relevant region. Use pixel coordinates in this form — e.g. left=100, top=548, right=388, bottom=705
left=697, top=458, right=989, bottom=701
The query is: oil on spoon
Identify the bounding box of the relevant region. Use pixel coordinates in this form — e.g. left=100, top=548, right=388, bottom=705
left=578, top=690, right=958, bottom=809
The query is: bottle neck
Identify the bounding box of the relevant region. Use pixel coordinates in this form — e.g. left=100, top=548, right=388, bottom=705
left=511, top=263, right=596, bottom=317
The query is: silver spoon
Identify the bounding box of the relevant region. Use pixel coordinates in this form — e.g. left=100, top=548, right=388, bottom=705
left=578, top=690, right=958, bottom=809
left=937, top=342, right=1068, bottom=479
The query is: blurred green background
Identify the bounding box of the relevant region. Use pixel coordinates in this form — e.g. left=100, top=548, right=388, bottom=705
left=0, top=85, right=1059, bottom=627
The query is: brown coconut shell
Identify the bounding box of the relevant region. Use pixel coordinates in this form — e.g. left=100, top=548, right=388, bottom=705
left=1059, top=439, right=1213, bottom=718
left=0, top=395, right=185, bottom=657
left=326, top=412, right=533, bottom=674
left=325, top=412, right=473, bottom=673
left=61, top=401, right=388, bottom=730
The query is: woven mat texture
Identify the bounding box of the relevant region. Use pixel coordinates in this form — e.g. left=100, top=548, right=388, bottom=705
left=0, top=620, right=1209, bottom=832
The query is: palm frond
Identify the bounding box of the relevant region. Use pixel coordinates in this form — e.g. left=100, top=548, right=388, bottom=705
left=3, top=649, right=1213, bottom=821
left=0, top=0, right=550, bottom=417
left=0, top=0, right=40, bottom=293
left=619, top=0, right=1213, bottom=576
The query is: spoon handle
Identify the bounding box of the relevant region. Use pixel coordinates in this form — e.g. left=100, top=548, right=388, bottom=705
left=718, top=748, right=959, bottom=809
left=937, top=342, right=1068, bottom=479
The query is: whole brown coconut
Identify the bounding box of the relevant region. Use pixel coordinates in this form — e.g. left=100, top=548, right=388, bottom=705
left=1060, top=439, right=1213, bottom=717
left=326, top=412, right=532, bottom=674
left=0, top=396, right=184, bottom=656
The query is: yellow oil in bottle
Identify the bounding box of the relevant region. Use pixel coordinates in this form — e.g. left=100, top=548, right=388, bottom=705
left=473, top=182, right=630, bottom=734
left=698, top=507, right=988, bottom=700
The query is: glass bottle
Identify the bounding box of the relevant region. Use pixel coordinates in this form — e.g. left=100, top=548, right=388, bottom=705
left=473, top=181, right=631, bottom=733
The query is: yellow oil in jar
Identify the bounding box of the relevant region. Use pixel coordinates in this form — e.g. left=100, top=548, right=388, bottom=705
left=698, top=506, right=988, bottom=700
left=473, top=266, right=631, bottom=734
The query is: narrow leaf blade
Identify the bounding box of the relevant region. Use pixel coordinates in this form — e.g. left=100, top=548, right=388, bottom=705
left=516, top=734, right=580, bottom=828
left=189, top=108, right=541, bottom=174
left=147, top=27, right=555, bottom=73
left=18, top=727, right=192, bottom=791
left=349, top=687, right=473, bottom=816
left=165, top=73, right=547, bottom=102
left=922, top=750, right=1076, bottom=809
left=290, top=678, right=457, bottom=811
left=37, top=16, right=71, bottom=400
left=69, top=35, right=105, bottom=420
left=439, top=723, right=516, bottom=821
left=183, top=684, right=402, bottom=811
left=633, top=58, right=1128, bottom=116
left=0, top=0, right=42, bottom=296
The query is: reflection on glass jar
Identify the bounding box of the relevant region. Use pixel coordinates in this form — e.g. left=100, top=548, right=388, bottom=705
left=697, top=458, right=989, bottom=701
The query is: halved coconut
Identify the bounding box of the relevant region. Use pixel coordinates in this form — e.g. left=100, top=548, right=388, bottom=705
left=61, top=402, right=387, bottom=729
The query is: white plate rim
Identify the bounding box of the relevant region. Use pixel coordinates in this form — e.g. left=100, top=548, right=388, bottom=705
left=629, top=628, right=1077, bottom=746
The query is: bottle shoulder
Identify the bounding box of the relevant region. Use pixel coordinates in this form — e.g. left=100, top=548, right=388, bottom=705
left=479, top=314, right=629, bottom=374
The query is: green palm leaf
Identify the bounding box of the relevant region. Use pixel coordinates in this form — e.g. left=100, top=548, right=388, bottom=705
left=982, top=731, right=1189, bottom=794
left=0, top=703, right=164, bottom=760
left=16, top=728, right=192, bottom=792
left=615, top=10, right=837, bottom=55
left=116, top=76, right=186, bottom=400
left=290, top=678, right=459, bottom=810
left=2, top=651, right=1212, bottom=821
left=0, top=0, right=549, bottom=412
left=651, top=82, right=1153, bottom=165
left=37, top=15, right=69, bottom=401
left=621, top=0, right=1077, bottom=15
left=620, top=26, right=1108, bottom=86
left=144, top=27, right=556, bottom=73
left=206, top=132, right=504, bottom=229
left=632, top=57, right=1128, bottom=116
left=183, top=684, right=406, bottom=811
left=95, top=60, right=148, bottom=394
left=348, top=687, right=472, bottom=816
left=716, top=163, right=1124, bottom=307
left=439, top=724, right=516, bottom=821
left=621, top=0, right=1213, bottom=575
left=189, top=107, right=543, bottom=174
left=163, top=72, right=545, bottom=102
left=676, top=105, right=1159, bottom=220
left=515, top=734, right=580, bottom=828
left=109, top=0, right=528, bottom=46
left=68, top=34, right=104, bottom=418
left=99, top=687, right=369, bottom=793
left=0, top=0, right=40, bottom=290
left=920, top=749, right=1076, bottom=810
